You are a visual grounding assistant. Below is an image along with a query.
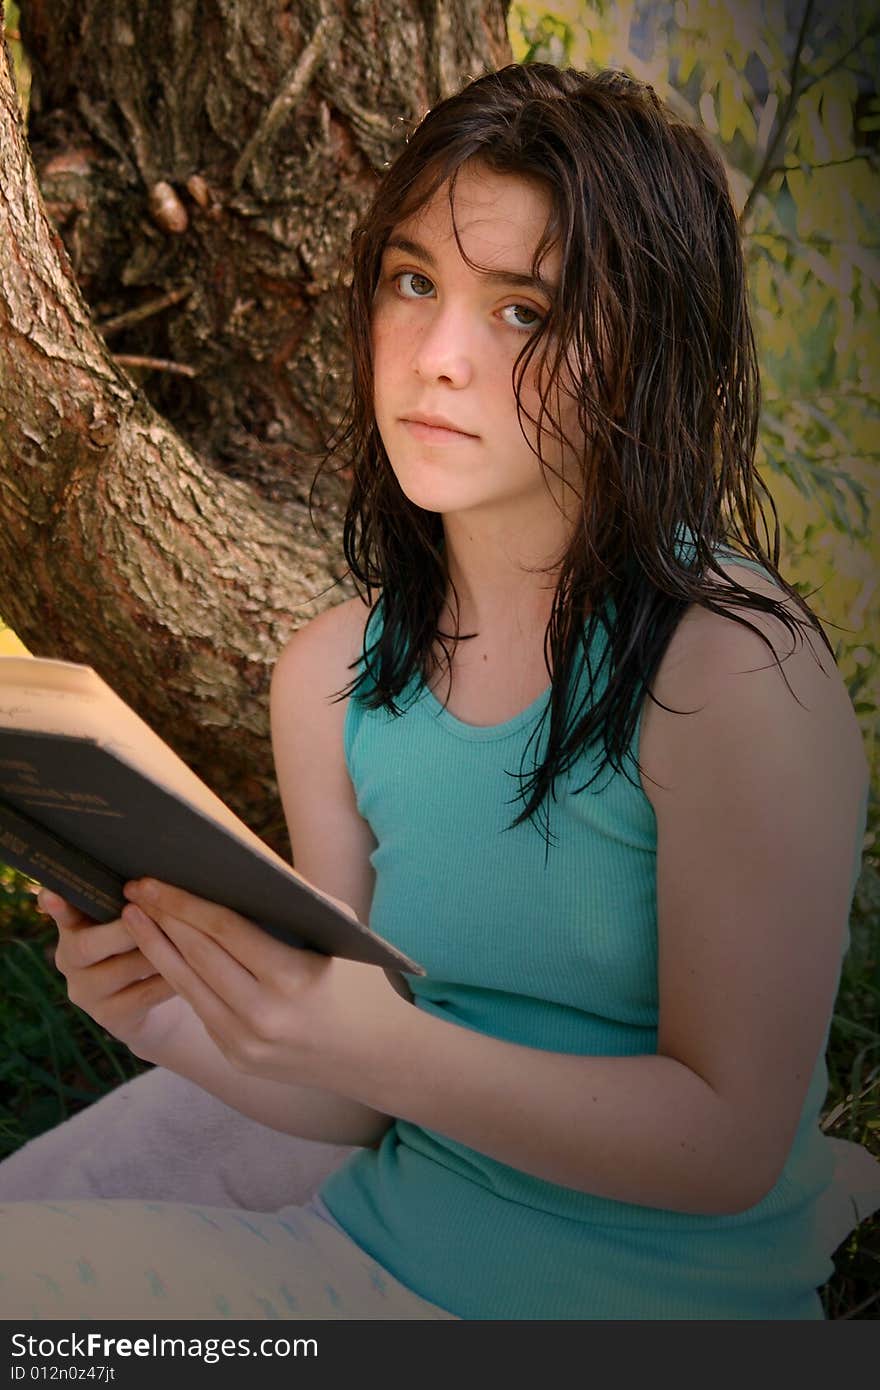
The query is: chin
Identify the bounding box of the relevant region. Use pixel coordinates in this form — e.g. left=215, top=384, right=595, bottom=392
left=388, top=465, right=472, bottom=515
left=395, top=482, right=469, bottom=515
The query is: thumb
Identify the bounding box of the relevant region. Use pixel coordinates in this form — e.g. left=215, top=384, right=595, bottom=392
left=37, top=890, right=93, bottom=930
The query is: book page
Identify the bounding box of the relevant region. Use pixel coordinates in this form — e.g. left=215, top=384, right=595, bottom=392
left=0, top=656, right=314, bottom=888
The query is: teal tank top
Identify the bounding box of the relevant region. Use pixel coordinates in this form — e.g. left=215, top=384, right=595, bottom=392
left=319, top=560, right=864, bottom=1319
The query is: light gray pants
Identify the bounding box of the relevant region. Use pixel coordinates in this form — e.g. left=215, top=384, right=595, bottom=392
left=0, top=1194, right=458, bottom=1319
left=0, top=1069, right=458, bottom=1320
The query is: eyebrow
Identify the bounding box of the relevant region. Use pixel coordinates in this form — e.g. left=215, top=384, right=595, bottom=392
left=383, top=236, right=556, bottom=297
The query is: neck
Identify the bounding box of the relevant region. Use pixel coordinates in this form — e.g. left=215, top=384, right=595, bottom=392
left=439, top=502, right=570, bottom=635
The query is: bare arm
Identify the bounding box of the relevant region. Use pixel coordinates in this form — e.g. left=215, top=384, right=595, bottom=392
left=132, top=995, right=391, bottom=1143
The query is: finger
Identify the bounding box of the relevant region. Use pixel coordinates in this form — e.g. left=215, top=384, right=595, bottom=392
left=37, top=890, right=93, bottom=930
left=123, top=879, right=293, bottom=976
left=322, top=891, right=361, bottom=924
left=122, top=903, right=247, bottom=1038
left=87, top=946, right=166, bottom=996
left=100, top=972, right=178, bottom=1027
left=127, top=906, right=257, bottom=990
left=55, top=916, right=146, bottom=968
left=56, top=930, right=158, bottom=989
left=65, top=948, right=166, bottom=1011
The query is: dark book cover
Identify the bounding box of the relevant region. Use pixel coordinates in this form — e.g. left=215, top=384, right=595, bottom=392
left=0, top=729, right=423, bottom=975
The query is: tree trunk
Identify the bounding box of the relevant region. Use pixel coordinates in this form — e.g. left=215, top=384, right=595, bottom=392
left=0, top=0, right=512, bottom=850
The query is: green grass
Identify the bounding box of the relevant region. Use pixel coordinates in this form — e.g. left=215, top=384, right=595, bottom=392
left=1, top=855, right=877, bottom=1319
left=0, top=872, right=149, bottom=1154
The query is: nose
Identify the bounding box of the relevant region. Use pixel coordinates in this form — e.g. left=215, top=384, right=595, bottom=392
left=412, top=302, right=474, bottom=388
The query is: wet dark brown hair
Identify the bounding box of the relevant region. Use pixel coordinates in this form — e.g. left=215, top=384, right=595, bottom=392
left=313, top=62, right=830, bottom=847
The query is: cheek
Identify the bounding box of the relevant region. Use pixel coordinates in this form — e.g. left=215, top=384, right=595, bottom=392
left=530, top=352, right=586, bottom=442
left=508, top=363, right=559, bottom=445
left=370, top=322, right=398, bottom=409
left=371, top=311, right=415, bottom=394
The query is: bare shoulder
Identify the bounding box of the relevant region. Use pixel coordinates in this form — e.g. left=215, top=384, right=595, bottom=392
left=639, top=562, right=867, bottom=805
left=652, top=563, right=833, bottom=692
left=271, top=593, right=373, bottom=702
left=269, top=594, right=376, bottom=918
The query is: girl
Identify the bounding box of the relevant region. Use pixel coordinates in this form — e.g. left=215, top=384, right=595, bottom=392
left=2, top=62, right=878, bottom=1321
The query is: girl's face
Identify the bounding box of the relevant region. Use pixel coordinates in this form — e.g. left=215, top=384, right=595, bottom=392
left=371, top=163, right=583, bottom=545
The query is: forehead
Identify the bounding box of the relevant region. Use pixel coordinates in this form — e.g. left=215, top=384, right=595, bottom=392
left=388, top=163, right=557, bottom=275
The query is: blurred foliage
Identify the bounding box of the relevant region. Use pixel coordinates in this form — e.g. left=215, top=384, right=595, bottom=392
left=0, top=865, right=147, bottom=1156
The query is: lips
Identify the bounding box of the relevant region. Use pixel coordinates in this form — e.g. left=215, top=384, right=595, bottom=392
left=401, top=415, right=479, bottom=440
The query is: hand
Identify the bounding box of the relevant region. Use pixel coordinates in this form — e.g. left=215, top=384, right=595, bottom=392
left=41, top=890, right=180, bottom=1058
left=121, top=879, right=412, bottom=1094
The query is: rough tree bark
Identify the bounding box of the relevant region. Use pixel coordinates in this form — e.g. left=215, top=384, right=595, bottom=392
left=0, top=0, right=512, bottom=850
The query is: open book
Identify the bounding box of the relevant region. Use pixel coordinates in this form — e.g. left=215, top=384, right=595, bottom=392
left=0, top=656, right=423, bottom=975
